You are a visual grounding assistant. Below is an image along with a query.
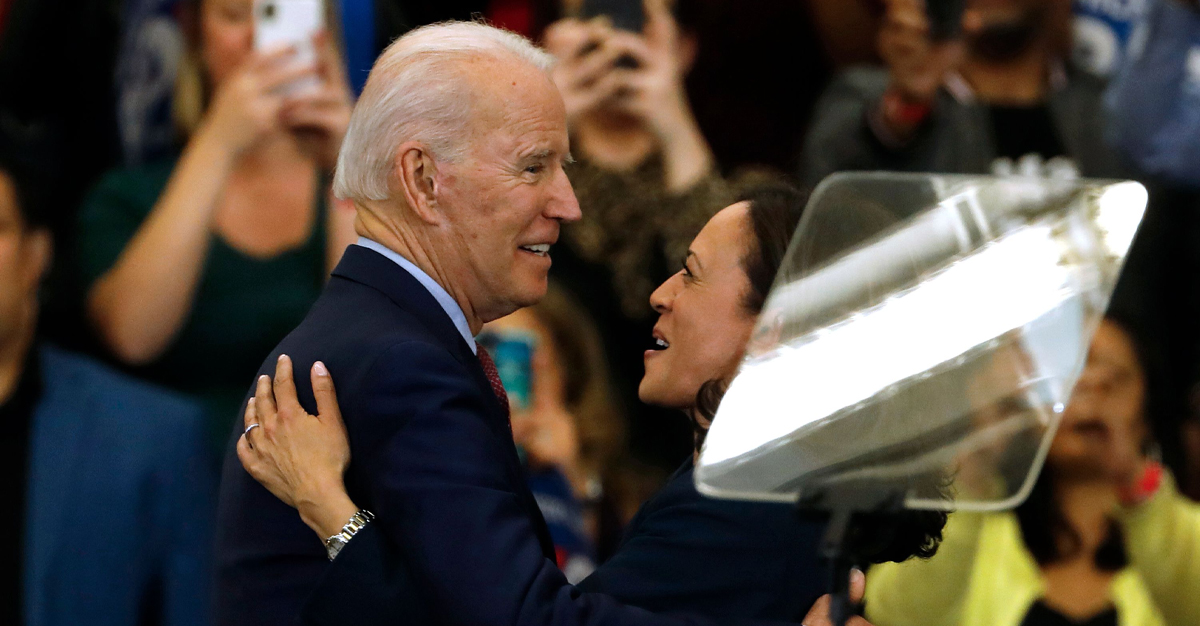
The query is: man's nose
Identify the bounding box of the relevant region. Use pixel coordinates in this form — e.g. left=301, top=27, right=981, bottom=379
left=545, top=169, right=581, bottom=223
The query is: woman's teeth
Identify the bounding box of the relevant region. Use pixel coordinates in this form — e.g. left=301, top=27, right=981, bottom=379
left=520, top=244, right=550, bottom=256
left=655, top=338, right=670, bottom=350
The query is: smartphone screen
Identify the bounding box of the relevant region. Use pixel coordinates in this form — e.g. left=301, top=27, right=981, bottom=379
left=579, top=0, right=645, bottom=33
left=478, top=330, right=537, bottom=412
left=254, top=0, right=324, bottom=93
left=926, top=0, right=967, bottom=41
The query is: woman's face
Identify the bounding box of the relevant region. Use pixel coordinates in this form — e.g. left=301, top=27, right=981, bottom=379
left=200, top=0, right=255, bottom=87
left=1048, top=319, right=1147, bottom=477
left=639, top=202, right=757, bottom=411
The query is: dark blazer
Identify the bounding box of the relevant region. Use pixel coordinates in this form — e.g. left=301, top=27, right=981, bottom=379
left=576, top=459, right=826, bottom=620
left=311, top=458, right=827, bottom=624
left=26, top=345, right=213, bottom=626
left=215, top=245, right=782, bottom=626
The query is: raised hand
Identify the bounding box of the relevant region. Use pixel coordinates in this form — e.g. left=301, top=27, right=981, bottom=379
left=545, top=18, right=634, bottom=125
left=199, top=46, right=319, bottom=158
left=282, top=31, right=355, bottom=171
left=598, top=0, right=694, bottom=144
left=878, top=0, right=969, bottom=104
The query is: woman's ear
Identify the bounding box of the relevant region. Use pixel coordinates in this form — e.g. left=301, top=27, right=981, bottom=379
left=393, top=142, right=442, bottom=225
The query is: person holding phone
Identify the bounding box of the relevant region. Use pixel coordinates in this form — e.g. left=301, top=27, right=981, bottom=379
left=543, top=0, right=730, bottom=325
left=799, top=0, right=1124, bottom=187
left=542, top=0, right=739, bottom=475
left=77, top=0, right=357, bottom=451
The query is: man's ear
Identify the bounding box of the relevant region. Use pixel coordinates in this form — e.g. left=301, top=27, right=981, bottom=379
left=393, top=142, right=443, bottom=225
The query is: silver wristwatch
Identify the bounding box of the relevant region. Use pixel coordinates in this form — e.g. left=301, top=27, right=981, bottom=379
left=324, top=510, right=375, bottom=561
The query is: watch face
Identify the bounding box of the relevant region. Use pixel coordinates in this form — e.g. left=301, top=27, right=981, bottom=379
left=325, top=536, right=347, bottom=560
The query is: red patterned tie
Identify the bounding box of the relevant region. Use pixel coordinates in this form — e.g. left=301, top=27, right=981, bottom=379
left=475, top=342, right=511, bottom=419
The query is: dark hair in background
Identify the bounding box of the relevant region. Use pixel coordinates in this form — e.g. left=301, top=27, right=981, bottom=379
left=693, top=182, right=946, bottom=565
left=1016, top=313, right=1151, bottom=570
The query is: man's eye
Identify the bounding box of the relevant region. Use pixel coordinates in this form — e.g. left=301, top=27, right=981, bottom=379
left=524, top=164, right=544, bottom=175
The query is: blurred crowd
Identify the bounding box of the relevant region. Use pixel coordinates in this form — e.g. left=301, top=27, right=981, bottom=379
left=1, top=0, right=1200, bottom=624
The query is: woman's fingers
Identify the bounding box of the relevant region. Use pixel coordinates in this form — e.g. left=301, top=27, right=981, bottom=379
left=281, top=97, right=348, bottom=131
left=850, top=568, right=866, bottom=603
left=259, top=61, right=321, bottom=94
left=313, top=30, right=348, bottom=85
left=255, top=373, right=277, bottom=427
left=273, top=354, right=307, bottom=419
left=311, top=361, right=343, bottom=424
left=241, top=398, right=259, bottom=450
left=800, top=570, right=870, bottom=626
left=642, top=0, right=678, bottom=49
left=243, top=395, right=257, bottom=430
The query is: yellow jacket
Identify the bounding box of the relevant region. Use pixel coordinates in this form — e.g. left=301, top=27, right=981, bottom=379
left=864, top=474, right=1200, bottom=626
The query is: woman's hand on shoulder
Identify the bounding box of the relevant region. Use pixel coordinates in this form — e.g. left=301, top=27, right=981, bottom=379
left=239, top=354, right=358, bottom=538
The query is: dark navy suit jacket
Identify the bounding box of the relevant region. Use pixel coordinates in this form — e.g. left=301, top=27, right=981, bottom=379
left=576, top=460, right=826, bottom=621
left=26, top=346, right=213, bottom=626
left=215, top=245, right=790, bottom=626
left=307, top=459, right=827, bottom=625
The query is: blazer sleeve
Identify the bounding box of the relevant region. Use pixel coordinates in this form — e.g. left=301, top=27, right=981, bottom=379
left=577, top=492, right=823, bottom=621
left=337, top=340, right=792, bottom=626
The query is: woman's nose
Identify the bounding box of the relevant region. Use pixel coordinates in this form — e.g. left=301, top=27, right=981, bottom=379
left=650, top=274, right=681, bottom=313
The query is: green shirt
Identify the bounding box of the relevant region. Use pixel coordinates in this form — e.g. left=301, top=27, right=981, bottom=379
left=77, top=157, right=328, bottom=452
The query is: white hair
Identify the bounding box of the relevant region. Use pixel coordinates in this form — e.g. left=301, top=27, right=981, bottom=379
left=332, top=21, right=555, bottom=202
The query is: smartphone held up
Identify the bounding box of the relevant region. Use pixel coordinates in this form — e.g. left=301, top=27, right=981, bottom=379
left=254, top=0, right=324, bottom=95
left=926, top=0, right=967, bottom=40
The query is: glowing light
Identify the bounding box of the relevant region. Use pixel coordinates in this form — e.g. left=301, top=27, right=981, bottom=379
left=702, top=226, right=1073, bottom=466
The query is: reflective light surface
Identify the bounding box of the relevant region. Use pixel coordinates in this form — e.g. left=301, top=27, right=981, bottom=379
left=696, top=174, right=1147, bottom=511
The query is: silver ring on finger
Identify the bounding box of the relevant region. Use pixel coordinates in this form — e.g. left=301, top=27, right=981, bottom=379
left=244, top=422, right=262, bottom=449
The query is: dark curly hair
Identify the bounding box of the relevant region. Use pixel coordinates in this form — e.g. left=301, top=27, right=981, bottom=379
left=693, top=182, right=947, bottom=565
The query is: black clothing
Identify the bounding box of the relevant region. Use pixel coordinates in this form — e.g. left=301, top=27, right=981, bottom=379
left=988, top=105, right=1066, bottom=163
left=0, top=347, right=42, bottom=625
left=1020, top=600, right=1118, bottom=626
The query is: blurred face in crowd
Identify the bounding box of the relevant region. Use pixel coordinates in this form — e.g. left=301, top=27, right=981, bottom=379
left=1049, top=319, right=1148, bottom=478
left=201, top=0, right=254, bottom=87
left=430, top=59, right=581, bottom=322
left=0, top=172, right=50, bottom=349
left=640, top=202, right=757, bottom=410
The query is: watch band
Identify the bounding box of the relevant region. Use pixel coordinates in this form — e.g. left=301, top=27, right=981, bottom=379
left=324, top=509, right=375, bottom=561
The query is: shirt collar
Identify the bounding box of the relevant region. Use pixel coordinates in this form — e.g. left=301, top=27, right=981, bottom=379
left=354, top=237, right=476, bottom=354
